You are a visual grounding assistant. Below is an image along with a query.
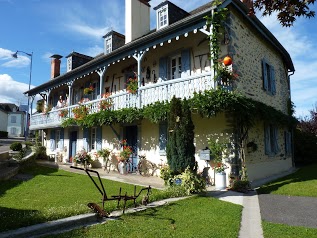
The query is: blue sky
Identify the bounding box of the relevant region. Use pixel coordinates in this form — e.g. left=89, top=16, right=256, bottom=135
left=0, top=0, right=316, bottom=118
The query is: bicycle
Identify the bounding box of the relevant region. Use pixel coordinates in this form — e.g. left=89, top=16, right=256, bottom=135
left=104, top=153, right=120, bottom=173
left=137, top=155, right=155, bottom=176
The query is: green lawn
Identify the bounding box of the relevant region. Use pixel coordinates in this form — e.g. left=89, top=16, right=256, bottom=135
left=44, top=196, right=242, bottom=238
left=262, top=221, right=317, bottom=238
left=257, top=163, right=317, bottom=197
left=0, top=165, right=164, bottom=232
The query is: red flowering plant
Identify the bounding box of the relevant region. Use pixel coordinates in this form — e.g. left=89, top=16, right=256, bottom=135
left=83, top=85, right=94, bottom=95
left=98, top=93, right=113, bottom=111
left=72, top=98, right=90, bottom=120
left=74, top=148, right=92, bottom=168
left=58, top=108, right=68, bottom=118
left=126, top=73, right=138, bottom=94
left=119, top=139, right=133, bottom=162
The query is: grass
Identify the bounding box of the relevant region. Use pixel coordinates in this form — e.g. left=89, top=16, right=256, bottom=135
left=0, top=164, right=165, bottom=232
left=257, top=163, right=317, bottom=197
left=262, top=221, right=317, bottom=238
left=44, top=196, right=242, bottom=238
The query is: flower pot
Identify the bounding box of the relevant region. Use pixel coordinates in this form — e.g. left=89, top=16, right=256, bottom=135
left=215, top=172, right=227, bottom=190
left=118, top=161, right=126, bottom=175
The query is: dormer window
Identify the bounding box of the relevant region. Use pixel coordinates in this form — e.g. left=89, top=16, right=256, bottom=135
left=157, top=5, right=168, bottom=29
left=105, top=36, right=112, bottom=54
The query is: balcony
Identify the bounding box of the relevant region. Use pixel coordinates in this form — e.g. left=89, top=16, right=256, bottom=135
left=30, top=72, right=214, bottom=130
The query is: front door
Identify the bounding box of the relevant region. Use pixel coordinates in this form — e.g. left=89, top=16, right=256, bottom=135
left=69, top=131, right=77, bottom=162
left=124, top=125, right=138, bottom=170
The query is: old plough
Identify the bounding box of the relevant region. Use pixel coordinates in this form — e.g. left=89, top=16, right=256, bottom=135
left=70, top=166, right=151, bottom=217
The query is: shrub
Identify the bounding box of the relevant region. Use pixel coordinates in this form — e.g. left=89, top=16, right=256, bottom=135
left=160, top=165, right=173, bottom=185
left=24, top=141, right=33, bottom=149
left=34, top=146, right=48, bottom=160
left=0, top=131, right=8, bottom=138
left=173, top=167, right=206, bottom=195
left=230, top=180, right=251, bottom=193
left=10, top=142, right=22, bottom=151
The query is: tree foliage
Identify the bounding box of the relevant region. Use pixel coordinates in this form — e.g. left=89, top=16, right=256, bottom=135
left=251, top=0, right=316, bottom=27
left=166, top=97, right=196, bottom=175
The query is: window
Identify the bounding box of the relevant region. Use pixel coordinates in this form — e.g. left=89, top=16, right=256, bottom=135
left=170, top=55, right=182, bottom=79
left=264, top=124, right=279, bottom=155
left=11, top=116, right=16, bottom=123
left=90, top=127, right=97, bottom=150
left=262, top=59, right=276, bottom=95
left=284, top=131, right=292, bottom=156
left=56, top=130, right=61, bottom=149
left=158, top=6, right=168, bottom=29
left=105, top=37, right=112, bottom=54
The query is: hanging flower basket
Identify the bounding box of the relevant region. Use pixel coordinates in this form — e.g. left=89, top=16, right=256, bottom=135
left=83, top=85, right=94, bottom=95
left=98, top=93, right=113, bottom=111
left=126, top=74, right=138, bottom=94
left=58, top=109, right=68, bottom=118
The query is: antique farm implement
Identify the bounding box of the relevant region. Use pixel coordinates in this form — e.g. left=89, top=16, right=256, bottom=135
left=70, top=166, right=152, bottom=217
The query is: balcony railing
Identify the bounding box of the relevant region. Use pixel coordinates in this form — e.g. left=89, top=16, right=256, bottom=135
left=30, top=72, right=214, bottom=130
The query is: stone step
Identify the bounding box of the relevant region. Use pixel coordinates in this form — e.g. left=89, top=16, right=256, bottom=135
left=0, top=166, right=19, bottom=181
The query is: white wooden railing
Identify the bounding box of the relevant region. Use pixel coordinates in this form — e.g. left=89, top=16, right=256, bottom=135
left=30, top=72, right=214, bottom=129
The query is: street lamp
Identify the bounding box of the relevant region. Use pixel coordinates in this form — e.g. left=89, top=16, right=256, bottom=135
left=12, top=50, right=33, bottom=141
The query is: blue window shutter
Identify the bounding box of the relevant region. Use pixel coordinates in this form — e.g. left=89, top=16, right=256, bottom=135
left=285, top=131, right=292, bottom=156
left=262, top=59, right=268, bottom=91
left=273, top=126, right=279, bottom=153
left=181, top=49, right=191, bottom=77
left=96, top=81, right=100, bottom=96
left=60, top=128, right=64, bottom=149
left=159, top=57, right=167, bottom=81
left=50, top=129, right=56, bottom=151
left=264, top=125, right=270, bottom=155
left=159, top=122, right=167, bottom=155
left=96, top=126, right=102, bottom=151
left=83, top=128, right=90, bottom=151
left=270, top=66, right=276, bottom=95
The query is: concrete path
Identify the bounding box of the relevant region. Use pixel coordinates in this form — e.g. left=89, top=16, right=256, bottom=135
left=208, top=190, right=264, bottom=238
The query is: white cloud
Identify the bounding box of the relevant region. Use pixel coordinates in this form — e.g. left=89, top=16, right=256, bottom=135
left=0, top=74, right=31, bottom=105
left=83, top=45, right=103, bottom=57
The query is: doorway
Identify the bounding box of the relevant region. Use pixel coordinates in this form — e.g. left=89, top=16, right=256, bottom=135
left=69, top=131, right=77, bottom=163
left=124, top=125, right=138, bottom=171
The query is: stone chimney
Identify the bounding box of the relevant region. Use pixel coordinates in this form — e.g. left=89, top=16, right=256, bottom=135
left=125, top=0, right=151, bottom=44
left=50, top=54, right=63, bottom=79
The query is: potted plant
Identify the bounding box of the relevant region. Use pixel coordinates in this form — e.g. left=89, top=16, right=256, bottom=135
left=208, top=138, right=230, bottom=190
left=126, top=74, right=138, bottom=94
left=118, top=139, right=133, bottom=174
left=215, top=63, right=238, bottom=84
left=74, top=149, right=92, bottom=168
left=72, top=104, right=89, bottom=120
left=246, top=141, right=258, bottom=153
left=98, top=94, right=113, bottom=111
left=83, top=85, right=94, bottom=95
left=58, top=109, right=68, bottom=118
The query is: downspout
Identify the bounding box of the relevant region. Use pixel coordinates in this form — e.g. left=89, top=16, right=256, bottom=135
left=288, top=69, right=296, bottom=168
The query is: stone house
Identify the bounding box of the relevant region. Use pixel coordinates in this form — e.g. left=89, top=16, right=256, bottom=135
left=26, top=0, right=294, bottom=186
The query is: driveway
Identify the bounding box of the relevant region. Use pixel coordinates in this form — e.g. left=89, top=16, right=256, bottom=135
left=258, top=194, right=317, bottom=228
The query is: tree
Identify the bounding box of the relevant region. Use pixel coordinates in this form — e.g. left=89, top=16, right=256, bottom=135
left=166, top=97, right=196, bottom=175
left=248, top=0, right=316, bottom=27
left=294, top=103, right=317, bottom=165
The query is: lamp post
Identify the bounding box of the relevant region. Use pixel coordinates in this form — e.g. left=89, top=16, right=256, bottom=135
left=12, top=50, right=33, bottom=141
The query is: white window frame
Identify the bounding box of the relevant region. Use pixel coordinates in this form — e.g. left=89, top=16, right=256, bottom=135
left=170, top=54, right=182, bottom=79
left=10, top=127, right=17, bottom=135
left=157, top=6, right=168, bottom=29
left=105, top=36, right=112, bottom=54
left=90, top=127, right=97, bottom=150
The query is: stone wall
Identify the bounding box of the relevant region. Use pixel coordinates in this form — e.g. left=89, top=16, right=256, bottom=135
left=228, top=8, right=290, bottom=115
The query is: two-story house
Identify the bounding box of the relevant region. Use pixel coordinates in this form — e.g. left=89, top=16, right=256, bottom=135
left=0, top=103, right=25, bottom=138
left=26, top=0, right=295, bottom=186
